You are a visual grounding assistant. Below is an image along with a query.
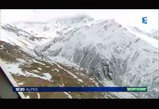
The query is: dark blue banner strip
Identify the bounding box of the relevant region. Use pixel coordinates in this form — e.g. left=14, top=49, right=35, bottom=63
left=13, top=87, right=147, bottom=92
left=13, top=87, right=128, bottom=92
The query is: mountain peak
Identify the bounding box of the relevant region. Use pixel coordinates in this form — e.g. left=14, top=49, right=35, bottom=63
left=52, top=14, right=93, bottom=24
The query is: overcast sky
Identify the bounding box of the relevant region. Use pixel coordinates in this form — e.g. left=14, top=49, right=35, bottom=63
left=0, top=9, right=158, bottom=32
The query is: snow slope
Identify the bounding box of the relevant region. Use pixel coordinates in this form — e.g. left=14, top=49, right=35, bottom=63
left=32, top=18, right=158, bottom=98
left=127, top=27, right=158, bottom=48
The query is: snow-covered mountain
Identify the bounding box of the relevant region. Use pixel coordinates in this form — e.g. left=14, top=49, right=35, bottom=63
left=11, top=15, right=94, bottom=40
left=129, top=26, right=158, bottom=40
left=1, top=14, right=158, bottom=98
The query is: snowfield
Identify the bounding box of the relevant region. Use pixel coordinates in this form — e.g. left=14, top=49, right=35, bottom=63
left=127, top=27, right=158, bottom=48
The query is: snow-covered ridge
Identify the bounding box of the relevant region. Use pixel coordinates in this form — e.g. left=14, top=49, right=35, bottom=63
left=9, top=14, right=95, bottom=40
left=128, top=26, right=158, bottom=40
left=127, top=27, right=158, bottom=48
left=31, top=17, right=158, bottom=98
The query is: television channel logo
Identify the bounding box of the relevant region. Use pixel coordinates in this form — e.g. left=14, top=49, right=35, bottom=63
left=142, top=17, right=147, bottom=24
